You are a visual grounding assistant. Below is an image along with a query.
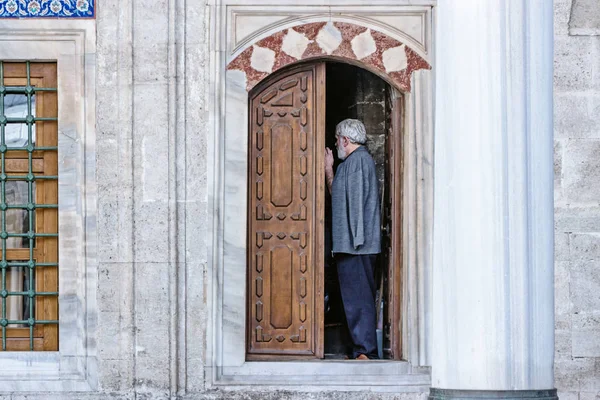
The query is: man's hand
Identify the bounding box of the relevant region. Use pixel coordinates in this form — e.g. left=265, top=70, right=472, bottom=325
left=325, top=147, right=334, bottom=173
left=325, top=147, right=334, bottom=194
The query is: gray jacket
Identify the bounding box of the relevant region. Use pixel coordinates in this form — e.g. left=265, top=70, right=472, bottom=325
left=331, top=146, right=381, bottom=255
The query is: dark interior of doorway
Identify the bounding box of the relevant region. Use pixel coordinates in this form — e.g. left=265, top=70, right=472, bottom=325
left=323, top=62, right=393, bottom=359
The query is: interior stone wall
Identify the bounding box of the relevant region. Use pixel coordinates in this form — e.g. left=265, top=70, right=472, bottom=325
left=554, top=0, right=600, bottom=398
left=326, top=63, right=389, bottom=186
left=348, top=68, right=389, bottom=187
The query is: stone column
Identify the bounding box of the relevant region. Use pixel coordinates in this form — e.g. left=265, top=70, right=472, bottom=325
left=430, top=1, right=556, bottom=399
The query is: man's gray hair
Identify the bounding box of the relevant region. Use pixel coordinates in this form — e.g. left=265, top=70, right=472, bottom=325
left=336, top=119, right=367, bottom=144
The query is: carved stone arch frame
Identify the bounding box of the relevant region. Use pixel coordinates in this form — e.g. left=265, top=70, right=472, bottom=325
left=206, top=2, right=434, bottom=391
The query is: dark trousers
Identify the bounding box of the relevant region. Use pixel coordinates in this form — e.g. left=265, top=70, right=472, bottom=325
left=336, top=253, right=378, bottom=359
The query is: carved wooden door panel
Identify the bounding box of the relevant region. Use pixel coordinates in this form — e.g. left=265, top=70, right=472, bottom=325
left=247, top=64, right=325, bottom=359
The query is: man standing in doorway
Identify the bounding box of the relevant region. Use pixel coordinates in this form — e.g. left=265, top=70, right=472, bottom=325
left=325, top=118, right=381, bottom=360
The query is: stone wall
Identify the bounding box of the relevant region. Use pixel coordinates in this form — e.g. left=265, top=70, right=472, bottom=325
left=325, top=63, right=389, bottom=186
left=554, top=0, right=600, bottom=398
left=95, top=0, right=209, bottom=396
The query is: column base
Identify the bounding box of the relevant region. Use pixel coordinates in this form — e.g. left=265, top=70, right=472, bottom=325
left=429, top=389, right=558, bottom=400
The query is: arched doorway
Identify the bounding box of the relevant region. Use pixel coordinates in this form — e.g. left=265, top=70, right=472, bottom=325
left=245, top=60, right=403, bottom=360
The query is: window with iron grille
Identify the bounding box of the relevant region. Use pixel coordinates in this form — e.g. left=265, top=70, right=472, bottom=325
left=0, top=61, right=58, bottom=351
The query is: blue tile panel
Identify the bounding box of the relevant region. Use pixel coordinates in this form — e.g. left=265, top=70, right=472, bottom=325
left=0, top=0, right=94, bottom=18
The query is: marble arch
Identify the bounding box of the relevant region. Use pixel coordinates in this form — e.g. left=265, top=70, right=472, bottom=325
left=227, top=21, right=431, bottom=92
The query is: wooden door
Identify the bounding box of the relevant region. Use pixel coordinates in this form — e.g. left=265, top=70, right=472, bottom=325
left=247, top=63, right=325, bottom=359
left=382, top=91, right=403, bottom=359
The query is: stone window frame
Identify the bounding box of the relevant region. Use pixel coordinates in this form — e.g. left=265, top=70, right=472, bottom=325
left=0, top=21, right=97, bottom=391
left=206, top=1, right=434, bottom=391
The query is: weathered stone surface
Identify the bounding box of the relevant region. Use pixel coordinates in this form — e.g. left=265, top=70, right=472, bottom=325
left=555, top=0, right=573, bottom=36
left=97, top=142, right=135, bottom=263
left=571, top=264, right=600, bottom=312
left=556, top=358, right=596, bottom=391
left=132, top=83, right=171, bottom=262
left=132, top=82, right=170, bottom=202
left=554, top=36, right=594, bottom=91
left=580, top=358, right=600, bottom=391
left=556, top=261, right=572, bottom=317
left=98, top=310, right=133, bottom=361
left=133, top=0, right=169, bottom=45
left=555, top=329, right=572, bottom=360
left=556, top=232, right=570, bottom=261
left=133, top=263, right=171, bottom=348
left=98, top=261, right=134, bottom=316
left=557, top=391, right=579, bottom=400
left=579, top=392, right=600, bottom=400
left=133, top=44, right=170, bottom=83
left=556, top=206, right=600, bottom=232
left=98, top=358, right=134, bottom=393
left=134, top=355, right=170, bottom=393
left=131, top=263, right=172, bottom=395
left=555, top=140, right=564, bottom=206
left=563, top=140, right=600, bottom=204
left=554, top=94, right=600, bottom=139
left=96, top=0, right=136, bottom=267
left=570, top=233, right=600, bottom=263
left=573, top=313, right=600, bottom=357
left=570, top=0, right=600, bottom=35
left=556, top=312, right=573, bottom=331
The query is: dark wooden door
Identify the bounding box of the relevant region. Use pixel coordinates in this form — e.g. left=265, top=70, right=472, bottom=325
left=247, top=63, right=325, bottom=359
left=382, top=92, right=403, bottom=359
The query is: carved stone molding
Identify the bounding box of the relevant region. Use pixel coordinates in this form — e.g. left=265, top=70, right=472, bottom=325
left=227, top=21, right=430, bottom=92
